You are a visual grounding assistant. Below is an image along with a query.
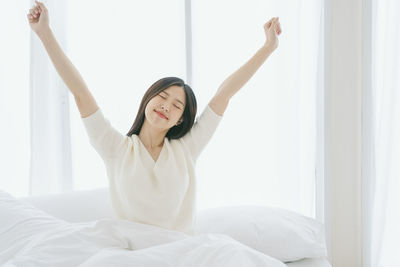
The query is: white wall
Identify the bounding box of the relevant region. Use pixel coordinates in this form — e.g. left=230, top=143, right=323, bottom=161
left=324, top=0, right=363, bottom=266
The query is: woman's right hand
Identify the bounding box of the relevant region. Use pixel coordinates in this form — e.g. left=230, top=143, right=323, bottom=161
left=27, top=0, right=50, bottom=36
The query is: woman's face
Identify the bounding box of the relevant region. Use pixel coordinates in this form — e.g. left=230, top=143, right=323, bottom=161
left=145, top=85, right=186, bottom=130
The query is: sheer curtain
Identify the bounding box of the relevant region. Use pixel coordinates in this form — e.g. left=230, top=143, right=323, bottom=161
left=1, top=0, right=324, bottom=224
left=29, top=0, right=72, bottom=196
left=363, top=0, right=400, bottom=266
left=192, top=0, right=324, bottom=219
left=0, top=0, right=32, bottom=197
left=0, top=0, right=72, bottom=197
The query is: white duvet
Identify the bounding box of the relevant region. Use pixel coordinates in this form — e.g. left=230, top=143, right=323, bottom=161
left=3, top=218, right=286, bottom=267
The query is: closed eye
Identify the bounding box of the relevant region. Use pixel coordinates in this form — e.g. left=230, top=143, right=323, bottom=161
left=159, top=94, right=182, bottom=109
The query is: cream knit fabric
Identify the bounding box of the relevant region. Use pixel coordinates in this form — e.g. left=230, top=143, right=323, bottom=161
left=81, top=104, right=222, bottom=235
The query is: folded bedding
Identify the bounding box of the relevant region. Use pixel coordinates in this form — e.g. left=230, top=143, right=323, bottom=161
left=1, top=190, right=328, bottom=266
left=1, top=218, right=286, bottom=267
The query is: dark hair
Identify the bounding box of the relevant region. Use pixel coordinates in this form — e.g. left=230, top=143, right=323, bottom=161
left=126, top=77, right=197, bottom=141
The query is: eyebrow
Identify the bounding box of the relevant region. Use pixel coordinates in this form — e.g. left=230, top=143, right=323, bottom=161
left=162, top=91, right=185, bottom=106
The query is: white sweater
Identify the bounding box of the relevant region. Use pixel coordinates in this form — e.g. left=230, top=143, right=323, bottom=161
left=81, top=104, right=223, bottom=235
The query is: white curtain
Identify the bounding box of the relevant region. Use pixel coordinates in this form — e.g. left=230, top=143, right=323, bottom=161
left=0, top=0, right=32, bottom=197
left=363, top=0, right=400, bottom=266
left=1, top=0, right=324, bottom=223
left=0, top=0, right=71, bottom=197
left=192, top=0, right=324, bottom=219
left=29, top=0, right=72, bottom=196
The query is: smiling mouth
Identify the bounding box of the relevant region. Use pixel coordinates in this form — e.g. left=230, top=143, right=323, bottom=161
left=155, top=110, right=168, bottom=119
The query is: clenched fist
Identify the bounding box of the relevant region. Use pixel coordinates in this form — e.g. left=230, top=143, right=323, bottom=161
left=27, top=0, right=50, bottom=36
left=264, top=17, right=282, bottom=51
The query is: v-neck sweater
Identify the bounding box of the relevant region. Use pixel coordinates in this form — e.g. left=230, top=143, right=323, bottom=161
left=81, top=104, right=223, bottom=235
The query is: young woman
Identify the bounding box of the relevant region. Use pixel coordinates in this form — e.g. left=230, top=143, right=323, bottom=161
left=27, top=1, right=282, bottom=236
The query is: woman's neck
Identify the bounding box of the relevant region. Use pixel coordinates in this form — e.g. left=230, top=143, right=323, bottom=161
left=138, top=122, right=167, bottom=148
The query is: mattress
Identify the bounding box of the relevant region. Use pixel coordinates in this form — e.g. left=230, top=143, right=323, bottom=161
left=286, top=257, right=331, bottom=267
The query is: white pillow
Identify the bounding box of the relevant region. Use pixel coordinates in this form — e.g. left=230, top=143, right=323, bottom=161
left=19, top=187, right=116, bottom=223
left=0, top=190, right=68, bottom=264
left=195, top=205, right=327, bottom=262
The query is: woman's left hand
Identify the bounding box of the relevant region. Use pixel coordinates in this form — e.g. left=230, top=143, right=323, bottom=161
left=264, top=17, right=282, bottom=51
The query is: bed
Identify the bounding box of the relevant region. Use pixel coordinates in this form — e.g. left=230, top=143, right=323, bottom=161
left=0, top=187, right=331, bottom=266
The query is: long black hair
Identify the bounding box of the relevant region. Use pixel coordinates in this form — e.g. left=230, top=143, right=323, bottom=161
left=126, top=77, right=197, bottom=140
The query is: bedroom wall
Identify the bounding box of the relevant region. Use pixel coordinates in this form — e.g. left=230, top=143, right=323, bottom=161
left=324, top=0, right=363, bottom=266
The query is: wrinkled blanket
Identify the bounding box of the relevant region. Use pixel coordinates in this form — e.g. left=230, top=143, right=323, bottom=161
left=3, top=219, right=286, bottom=267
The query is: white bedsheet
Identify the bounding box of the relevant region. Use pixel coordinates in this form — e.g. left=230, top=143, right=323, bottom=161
left=285, top=257, right=331, bottom=267
left=3, top=218, right=287, bottom=267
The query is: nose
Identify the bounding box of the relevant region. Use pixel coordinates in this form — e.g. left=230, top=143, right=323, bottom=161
left=161, top=104, right=169, bottom=113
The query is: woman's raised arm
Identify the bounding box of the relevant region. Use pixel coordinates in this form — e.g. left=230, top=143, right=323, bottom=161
left=208, top=17, right=282, bottom=117
left=27, top=0, right=98, bottom=118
